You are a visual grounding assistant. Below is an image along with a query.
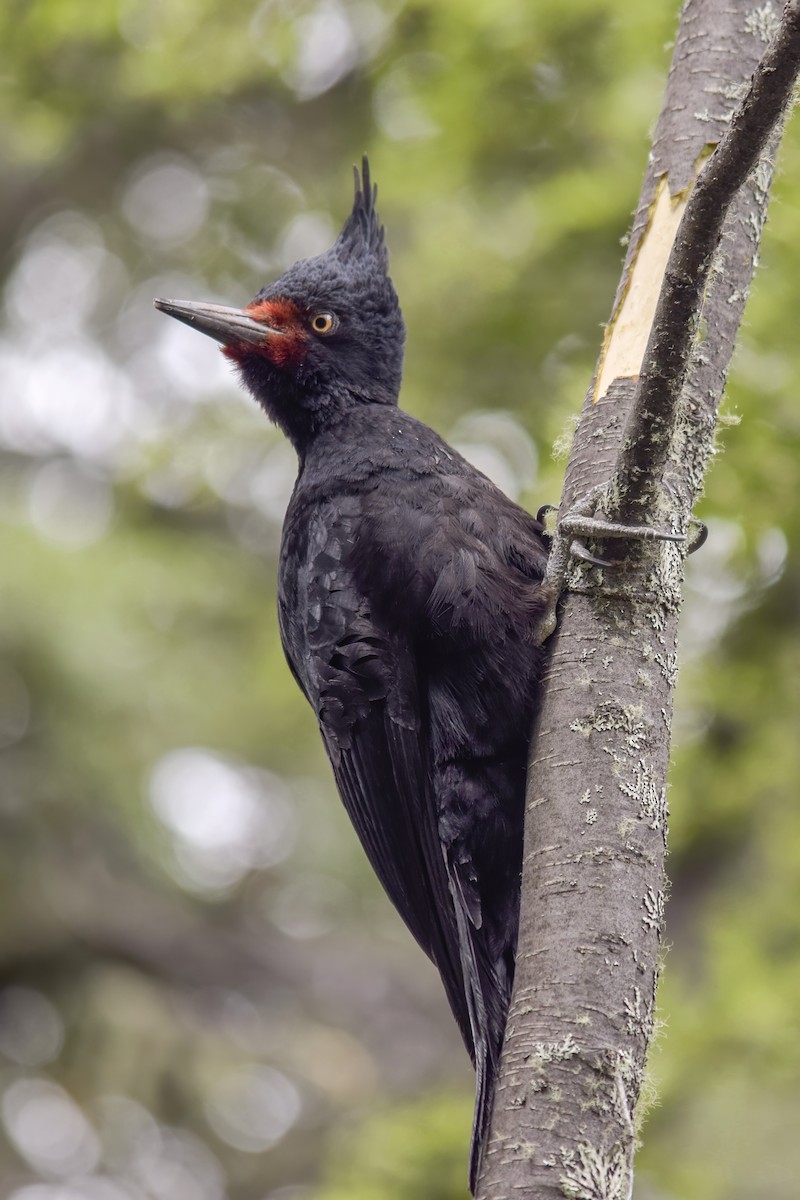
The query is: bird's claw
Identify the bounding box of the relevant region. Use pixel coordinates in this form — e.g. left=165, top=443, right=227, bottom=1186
left=557, top=509, right=685, bottom=549
left=530, top=488, right=708, bottom=646
left=564, top=515, right=684, bottom=571
left=566, top=515, right=707, bottom=565
left=569, top=540, right=615, bottom=569
left=686, top=518, right=708, bottom=555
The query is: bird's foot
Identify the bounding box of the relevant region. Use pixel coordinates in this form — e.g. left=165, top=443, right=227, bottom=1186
left=686, top=518, right=708, bottom=554
left=531, top=487, right=706, bottom=645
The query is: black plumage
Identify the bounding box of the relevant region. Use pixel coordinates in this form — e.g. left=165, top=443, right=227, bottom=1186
left=155, top=159, right=550, bottom=1191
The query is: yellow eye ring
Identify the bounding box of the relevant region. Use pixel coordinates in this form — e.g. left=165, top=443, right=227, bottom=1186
left=311, top=312, right=336, bottom=335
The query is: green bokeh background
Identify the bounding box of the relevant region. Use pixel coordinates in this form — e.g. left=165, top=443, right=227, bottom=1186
left=0, top=1, right=798, bottom=1197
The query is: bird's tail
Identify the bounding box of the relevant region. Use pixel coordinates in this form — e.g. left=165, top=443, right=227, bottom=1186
left=447, top=880, right=506, bottom=1194
left=436, top=758, right=520, bottom=1193
left=468, top=1037, right=498, bottom=1193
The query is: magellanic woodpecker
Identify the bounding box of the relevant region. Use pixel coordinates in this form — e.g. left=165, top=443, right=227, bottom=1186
left=155, top=158, right=551, bottom=1191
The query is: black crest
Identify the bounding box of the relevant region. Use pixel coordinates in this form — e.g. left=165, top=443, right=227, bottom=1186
left=333, top=156, right=387, bottom=268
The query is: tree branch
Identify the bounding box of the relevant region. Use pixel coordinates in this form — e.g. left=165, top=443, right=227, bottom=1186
left=611, top=0, right=800, bottom=521
left=477, top=2, right=800, bottom=1196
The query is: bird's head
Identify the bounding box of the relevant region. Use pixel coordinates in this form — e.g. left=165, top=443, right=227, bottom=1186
left=155, top=158, right=405, bottom=449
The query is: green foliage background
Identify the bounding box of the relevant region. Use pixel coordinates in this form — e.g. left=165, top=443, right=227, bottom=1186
left=0, top=1, right=798, bottom=1197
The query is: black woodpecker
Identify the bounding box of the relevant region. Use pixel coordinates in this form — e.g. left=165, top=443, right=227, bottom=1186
left=155, top=159, right=550, bottom=1191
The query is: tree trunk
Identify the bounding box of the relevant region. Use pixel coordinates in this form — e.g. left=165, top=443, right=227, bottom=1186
left=477, top=1, right=800, bottom=1195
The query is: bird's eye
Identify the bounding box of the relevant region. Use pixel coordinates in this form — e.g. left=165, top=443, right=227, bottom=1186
left=310, top=312, right=336, bottom=335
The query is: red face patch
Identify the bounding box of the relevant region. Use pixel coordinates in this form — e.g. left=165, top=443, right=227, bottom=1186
left=222, top=297, right=309, bottom=368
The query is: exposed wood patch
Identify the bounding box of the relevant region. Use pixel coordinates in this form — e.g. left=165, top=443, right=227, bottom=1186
left=594, top=173, right=695, bottom=404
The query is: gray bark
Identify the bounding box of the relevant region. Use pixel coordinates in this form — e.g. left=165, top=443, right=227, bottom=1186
left=477, top=1, right=800, bottom=1196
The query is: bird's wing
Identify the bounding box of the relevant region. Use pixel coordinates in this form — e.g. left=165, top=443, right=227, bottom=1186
left=278, top=497, right=475, bottom=1056
left=278, top=478, right=546, bottom=1190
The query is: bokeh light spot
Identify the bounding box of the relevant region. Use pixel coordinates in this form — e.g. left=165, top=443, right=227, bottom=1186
left=205, top=1065, right=302, bottom=1153
left=122, top=157, right=209, bottom=247
left=149, top=749, right=297, bottom=893
left=2, top=1079, right=100, bottom=1177
left=285, top=1, right=359, bottom=99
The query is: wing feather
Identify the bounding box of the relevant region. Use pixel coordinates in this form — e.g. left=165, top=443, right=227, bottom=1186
left=279, top=501, right=475, bottom=1056
left=278, top=489, right=532, bottom=1187
left=325, top=695, right=474, bottom=1056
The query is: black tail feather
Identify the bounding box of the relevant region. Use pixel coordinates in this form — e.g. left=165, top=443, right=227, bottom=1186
left=446, top=866, right=503, bottom=1194
left=468, top=1044, right=497, bottom=1193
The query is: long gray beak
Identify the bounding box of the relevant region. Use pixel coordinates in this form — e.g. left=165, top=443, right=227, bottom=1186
left=153, top=298, right=282, bottom=347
